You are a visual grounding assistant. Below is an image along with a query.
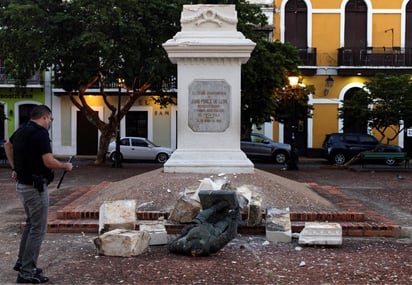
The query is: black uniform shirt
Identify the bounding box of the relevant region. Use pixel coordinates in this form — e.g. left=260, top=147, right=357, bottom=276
left=10, top=121, right=52, bottom=184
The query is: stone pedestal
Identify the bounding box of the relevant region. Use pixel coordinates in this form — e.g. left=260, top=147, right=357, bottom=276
left=163, top=4, right=255, bottom=173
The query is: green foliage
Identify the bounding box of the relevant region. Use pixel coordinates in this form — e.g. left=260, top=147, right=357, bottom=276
left=241, top=40, right=303, bottom=129
left=0, top=0, right=48, bottom=86
left=272, top=83, right=314, bottom=126
left=1, top=0, right=305, bottom=143
left=339, top=73, right=412, bottom=143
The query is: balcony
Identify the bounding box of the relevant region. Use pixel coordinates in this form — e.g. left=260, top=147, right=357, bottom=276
left=338, top=47, right=412, bottom=66
left=0, top=67, right=42, bottom=85
left=337, top=47, right=412, bottom=76
left=298, top=48, right=317, bottom=66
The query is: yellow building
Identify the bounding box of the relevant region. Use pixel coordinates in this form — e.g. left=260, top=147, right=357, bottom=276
left=273, top=0, right=412, bottom=156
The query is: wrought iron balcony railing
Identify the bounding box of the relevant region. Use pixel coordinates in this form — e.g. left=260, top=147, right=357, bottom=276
left=298, top=48, right=317, bottom=66
left=338, top=47, right=412, bottom=67
left=0, top=67, right=42, bottom=85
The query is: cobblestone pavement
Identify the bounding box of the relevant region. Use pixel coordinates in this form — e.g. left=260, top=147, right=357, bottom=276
left=0, top=158, right=411, bottom=284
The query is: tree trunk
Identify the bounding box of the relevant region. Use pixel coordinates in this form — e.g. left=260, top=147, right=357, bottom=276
left=94, top=123, right=117, bottom=165
left=241, top=122, right=252, bottom=140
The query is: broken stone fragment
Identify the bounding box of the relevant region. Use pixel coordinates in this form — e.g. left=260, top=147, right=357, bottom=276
left=139, top=223, right=168, bottom=245
left=247, top=195, right=262, bottom=227
left=168, top=194, right=201, bottom=223
left=298, top=222, right=342, bottom=245
left=265, top=207, right=292, bottom=243
left=94, top=229, right=150, bottom=257
left=98, top=200, right=137, bottom=235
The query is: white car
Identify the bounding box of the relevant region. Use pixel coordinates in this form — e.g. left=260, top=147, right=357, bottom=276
left=107, top=137, right=173, bottom=163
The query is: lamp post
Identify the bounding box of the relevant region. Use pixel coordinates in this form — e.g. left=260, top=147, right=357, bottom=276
left=114, top=78, right=124, bottom=168
left=286, top=75, right=299, bottom=170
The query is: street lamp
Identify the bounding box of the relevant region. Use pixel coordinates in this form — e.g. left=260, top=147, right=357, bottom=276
left=114, top=77, right=124, bottom=168
left=286, top=74, right=299, bottom=170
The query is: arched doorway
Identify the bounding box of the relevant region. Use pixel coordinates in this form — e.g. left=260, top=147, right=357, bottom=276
left=342, top=87, right=368, bottom=133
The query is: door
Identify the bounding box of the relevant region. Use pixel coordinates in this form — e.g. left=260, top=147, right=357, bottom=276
left=129, top=138, right=155, bottom=160
left=18, top=104, right=37, bottom=127
left=0, top=104, right=5, bottom=139
left=285, top=0, right=308, bottom=49
left=76, top=111, right=98, bottom=155
left=126, top=111, right=148, bottom=138
left=345, top=0, right=367, bottom=65
left=283, top=119, right=308, bottom=156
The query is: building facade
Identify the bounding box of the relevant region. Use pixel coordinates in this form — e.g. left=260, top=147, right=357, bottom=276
left=0, top=69, right=176, bottom=157
left=273, top=0, right=412, bottom=156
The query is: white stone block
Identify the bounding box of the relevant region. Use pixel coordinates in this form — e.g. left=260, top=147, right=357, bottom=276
left=298, top=222, right=343, bottom=245
left=94, top=229, right=150, bottom=257
left=266, top=230, right=292, bottom=243
left=265, top=208, right=291, bottom=243
left=98, top=200, right=137, bottom=235
left=140, top=224, right=168, bottom=245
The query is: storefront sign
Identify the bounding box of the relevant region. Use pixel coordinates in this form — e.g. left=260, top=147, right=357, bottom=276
left=0, top=92, right=34, bottom=99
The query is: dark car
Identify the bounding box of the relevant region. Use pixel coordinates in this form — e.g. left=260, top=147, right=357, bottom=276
left=241, top=133, right=291, bottom=164
left=322, top=133, right=402, bottom=165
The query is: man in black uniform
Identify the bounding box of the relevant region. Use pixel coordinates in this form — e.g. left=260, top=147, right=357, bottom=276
left=5, top=105, right=73, bottom=284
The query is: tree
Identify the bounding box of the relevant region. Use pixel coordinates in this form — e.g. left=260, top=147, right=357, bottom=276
left=0, top=0, right=302, bottom=163
left=339, top=73, right=412, bottom=144
left=241, top=40, right=307, bottom=137
left=1, top=0, right=181, bottom=163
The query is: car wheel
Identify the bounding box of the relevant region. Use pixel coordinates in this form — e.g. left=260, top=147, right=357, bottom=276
left=273, top=151, right=288, bottom=164
left=332, top=153, right=346, bottom=165
left=110, top=152, right=123, bottom=162
left=156, top=153, right=169, bottom=163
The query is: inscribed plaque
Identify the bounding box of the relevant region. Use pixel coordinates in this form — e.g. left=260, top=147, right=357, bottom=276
left=188, top=80, right=231, bottom=132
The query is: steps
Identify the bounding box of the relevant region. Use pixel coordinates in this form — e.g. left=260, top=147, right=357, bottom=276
left=47, top=182, right=401, bottom=237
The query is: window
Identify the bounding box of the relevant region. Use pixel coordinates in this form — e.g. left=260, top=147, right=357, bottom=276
left=120, top=138, right=130, bottom=146
left=131, top=139, right=148, bottom=147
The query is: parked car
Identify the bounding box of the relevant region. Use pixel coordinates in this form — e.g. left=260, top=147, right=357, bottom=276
left=107, top=137, right=173, bottom=163
left=241, top=133, right=291, bottom=164
left=322, top=133, right=402, bottom=165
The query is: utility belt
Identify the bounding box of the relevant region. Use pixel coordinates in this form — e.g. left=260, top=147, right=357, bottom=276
left=18, top=172, right=55, bottom=192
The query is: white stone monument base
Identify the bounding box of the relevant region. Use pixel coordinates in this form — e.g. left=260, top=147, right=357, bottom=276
left=164, top=149, right=254, bottom=173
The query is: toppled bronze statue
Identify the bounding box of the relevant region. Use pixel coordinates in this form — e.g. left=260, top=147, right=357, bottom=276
left=168, top=190, right=240, bottom=257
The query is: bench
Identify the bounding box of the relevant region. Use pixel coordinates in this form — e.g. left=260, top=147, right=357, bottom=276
left=359, top=152, right=410, bottom=168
